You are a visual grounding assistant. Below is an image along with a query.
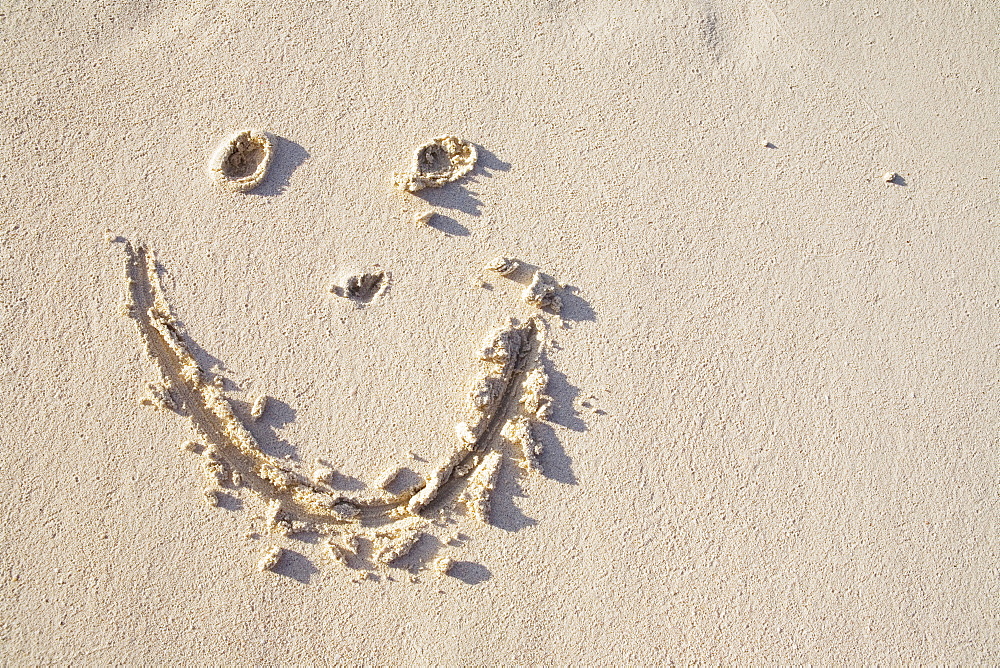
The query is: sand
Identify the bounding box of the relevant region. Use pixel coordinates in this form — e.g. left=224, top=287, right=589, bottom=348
left=1, top=0, right=998, bottom=663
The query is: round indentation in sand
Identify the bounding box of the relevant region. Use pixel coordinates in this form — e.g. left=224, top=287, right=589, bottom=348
left=396, top=136, right=477, bottom=193
left=207, top=129, right=274, bottom=192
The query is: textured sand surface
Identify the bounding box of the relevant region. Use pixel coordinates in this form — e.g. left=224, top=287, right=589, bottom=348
left=1, top=1, right=998, bottom=663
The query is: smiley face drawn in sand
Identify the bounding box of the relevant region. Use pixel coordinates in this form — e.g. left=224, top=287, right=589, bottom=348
left=127, top=137, right=572, bottom=580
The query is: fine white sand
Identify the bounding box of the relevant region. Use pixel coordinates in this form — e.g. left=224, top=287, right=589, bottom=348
left=1, top=1, right=998, bottom=663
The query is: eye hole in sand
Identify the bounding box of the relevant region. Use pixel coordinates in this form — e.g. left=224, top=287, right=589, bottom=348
left=332, top=271, right=387, bottom=303
left=395, top=135, right=478, bottom=193
left=207, top=129, right=274, bottom=192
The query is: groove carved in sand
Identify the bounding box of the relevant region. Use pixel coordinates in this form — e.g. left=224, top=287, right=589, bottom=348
left=124, top=242, right=557, bottom=574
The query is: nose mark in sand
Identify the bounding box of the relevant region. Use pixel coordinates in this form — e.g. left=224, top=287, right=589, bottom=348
left=484, top=256, right=564, bottom=314
left=207, top=129, right=274, bottom=192
left=256, top=545, right=284, bottom=572
left=331, top=270, right=388, bottom=304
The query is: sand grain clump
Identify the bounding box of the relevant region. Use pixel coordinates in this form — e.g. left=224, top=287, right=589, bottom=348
left=256, top=546, right=284, bottom=572
left=411, top=211, right=435, bottom=226
left=485, top=256, right=520, bottom=276
left=249, top=394, right=268, bottom=421
left=458, top=450, right=503, bottom=523
left=522, top=272, right=562, bottom=313
left=501, top=417, right=543, bottom=474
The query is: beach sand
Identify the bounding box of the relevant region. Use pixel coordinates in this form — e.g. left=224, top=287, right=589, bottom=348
left=1, top=1, right=997, bottom=663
